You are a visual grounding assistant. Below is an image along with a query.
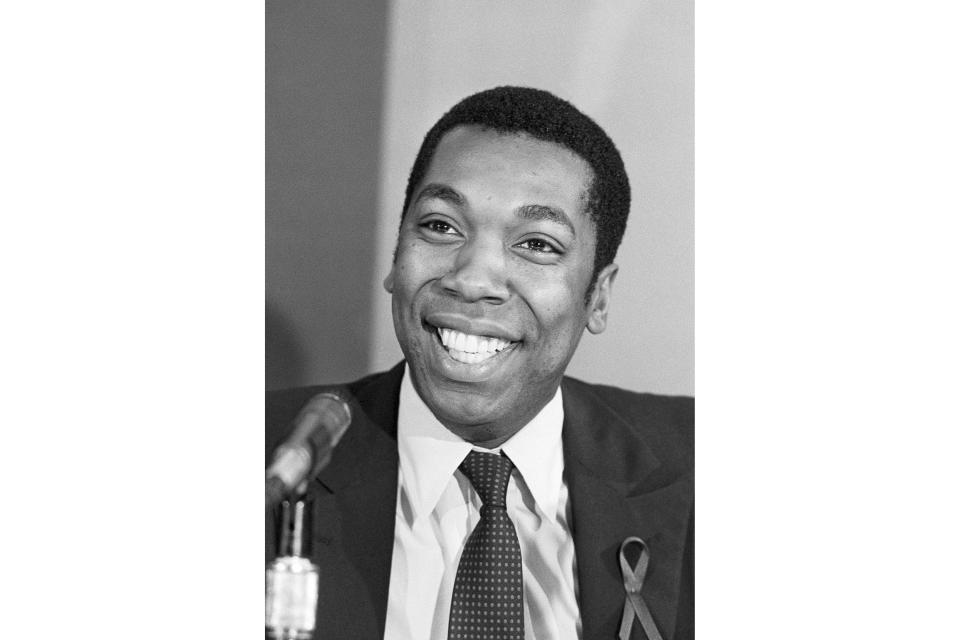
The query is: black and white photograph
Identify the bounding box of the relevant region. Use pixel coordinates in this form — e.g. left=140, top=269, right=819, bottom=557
left=265, top=2, right=692, bottom=639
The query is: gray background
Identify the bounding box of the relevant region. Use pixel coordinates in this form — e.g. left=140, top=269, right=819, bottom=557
left=266, top=1, right=388, bottom=389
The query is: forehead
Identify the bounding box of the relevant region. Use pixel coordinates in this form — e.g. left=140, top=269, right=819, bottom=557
left=418, top=125, right=594, bottom=220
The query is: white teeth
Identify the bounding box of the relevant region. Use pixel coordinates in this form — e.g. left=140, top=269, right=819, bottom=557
left=464, top=334, right=479, bottom=353
left=436, top=327, right=513, bottom=358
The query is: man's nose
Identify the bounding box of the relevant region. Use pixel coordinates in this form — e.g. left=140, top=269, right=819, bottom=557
left=439, top=238, right=509, bottom=304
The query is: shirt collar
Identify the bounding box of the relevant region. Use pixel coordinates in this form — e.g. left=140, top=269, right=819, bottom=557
left=397, top=364, right=565, bottom=523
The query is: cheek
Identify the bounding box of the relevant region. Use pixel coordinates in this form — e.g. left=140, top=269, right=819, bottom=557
left=391, top=252, right=423, bottom=294
left=524, top=279, right=588, bottom=329
left=397, top=245, right=454, bottom=293
left=524, top=288, right=591, bottom=372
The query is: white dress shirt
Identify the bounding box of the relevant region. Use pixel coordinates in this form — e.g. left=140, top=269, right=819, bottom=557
left=384, top=366, right=582, bottom=640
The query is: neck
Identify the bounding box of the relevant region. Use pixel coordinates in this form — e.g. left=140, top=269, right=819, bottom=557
left=438, top=392, right=557, bottom=449
left=444, top=425, right=518, bottom=450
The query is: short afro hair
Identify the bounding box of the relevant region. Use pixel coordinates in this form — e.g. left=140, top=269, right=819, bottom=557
left=401, top=86, right=631, bottom=286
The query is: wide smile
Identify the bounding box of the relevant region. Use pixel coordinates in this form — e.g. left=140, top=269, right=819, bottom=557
left=436, top=325, right=518, bottom=364
left=423, top=320, right=520, bottom=367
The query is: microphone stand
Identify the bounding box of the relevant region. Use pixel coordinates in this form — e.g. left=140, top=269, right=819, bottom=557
left=265, top=496, right=319, bottom=640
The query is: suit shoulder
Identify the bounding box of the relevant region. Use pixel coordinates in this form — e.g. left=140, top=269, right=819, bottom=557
left=563, top=376, right=694, bottom=468
left=563, top=376, right=694, bottom=424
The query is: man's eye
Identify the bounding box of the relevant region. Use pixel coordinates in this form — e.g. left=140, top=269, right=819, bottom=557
left=421, top=220, right=457, bottom=234
left=517, top=238, right=560, bottom=254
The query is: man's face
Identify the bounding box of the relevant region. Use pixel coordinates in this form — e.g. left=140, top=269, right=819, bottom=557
left=384, top=125, right=617, bottom=446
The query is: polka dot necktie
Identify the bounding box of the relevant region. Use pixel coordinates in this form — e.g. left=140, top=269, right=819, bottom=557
left=448, top=450, right=524, bottom=640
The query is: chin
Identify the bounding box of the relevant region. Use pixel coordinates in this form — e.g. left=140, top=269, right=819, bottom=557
left=426, top=384, right=504, bottom=428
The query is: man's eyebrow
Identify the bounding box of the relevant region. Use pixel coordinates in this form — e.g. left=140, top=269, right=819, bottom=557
left=516, top=204, right=576, bottom=236
left=414, top=183, right=465, bottom=206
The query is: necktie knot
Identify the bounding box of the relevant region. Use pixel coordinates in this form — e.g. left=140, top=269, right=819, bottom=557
left=459, top=450, right=514, bottom=509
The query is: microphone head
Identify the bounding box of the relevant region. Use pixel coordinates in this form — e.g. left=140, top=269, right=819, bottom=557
left=297, top=392, right=352, bottom=471
left=296, top=392, right=352, bottom=443
left=301, top=392, right=351, bottom=475
left=266, top=390, right=354, bottom=509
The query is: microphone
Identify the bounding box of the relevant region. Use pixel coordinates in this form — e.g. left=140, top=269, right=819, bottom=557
left=266, top=391, right=352, bottom=509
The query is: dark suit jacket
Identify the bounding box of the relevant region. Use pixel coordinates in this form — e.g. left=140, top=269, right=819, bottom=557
left=266, top=362, right=694, bottom=640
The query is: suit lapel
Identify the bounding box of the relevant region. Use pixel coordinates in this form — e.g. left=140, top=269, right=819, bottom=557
left=309, top=364, right=404, bottom=639
left=563, top=379, right=693, bottom=640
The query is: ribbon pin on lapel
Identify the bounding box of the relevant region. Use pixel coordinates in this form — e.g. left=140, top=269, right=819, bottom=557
left=618, top=536, right=664, bottom=640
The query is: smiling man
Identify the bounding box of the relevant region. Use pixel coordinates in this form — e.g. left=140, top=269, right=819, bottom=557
left=266, top=87, right=694, bottom=640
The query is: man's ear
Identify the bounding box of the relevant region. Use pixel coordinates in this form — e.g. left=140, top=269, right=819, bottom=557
left=383, top=268, right=395, bottom=294
left=586, top=263, right=618, bottom=335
